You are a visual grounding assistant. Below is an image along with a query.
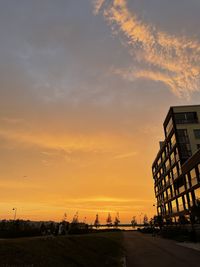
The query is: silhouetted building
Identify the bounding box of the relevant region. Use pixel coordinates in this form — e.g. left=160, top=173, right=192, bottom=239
left=152, top=105, right=200, bottom=222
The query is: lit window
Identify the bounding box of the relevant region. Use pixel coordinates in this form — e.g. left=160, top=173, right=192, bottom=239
left=165, top=159, right=170, bottom=171
left=172, top=166, right=178, bottom=179
left=194, top=188, right=200, bottom=201
left=170, top=152, right=175, bottom=165
left=183, top=195, right=188, bottom=209
left=171, top=200, right=177, bottom=213
left=177, top=197, right=184, bottom=211
left=171, top=134, right=176, bottom=147
left=190, top=168, right=196, bottom=179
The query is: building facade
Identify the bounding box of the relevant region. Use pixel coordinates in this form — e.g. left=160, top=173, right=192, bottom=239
left=152, top=105, right=200, bottom=222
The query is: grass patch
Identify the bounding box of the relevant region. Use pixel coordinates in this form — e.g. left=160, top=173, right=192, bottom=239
left=0, top=232, right=123, bottom=267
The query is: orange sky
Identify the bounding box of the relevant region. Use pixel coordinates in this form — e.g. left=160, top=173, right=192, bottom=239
left=1, top=0, right=200, bottom=223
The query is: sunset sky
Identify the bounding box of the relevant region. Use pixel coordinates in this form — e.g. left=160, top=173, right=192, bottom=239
left=1, top=0, right=200, bottom=223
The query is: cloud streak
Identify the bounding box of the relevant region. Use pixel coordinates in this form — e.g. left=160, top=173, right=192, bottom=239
left=94, top=0, right=200, bottom=98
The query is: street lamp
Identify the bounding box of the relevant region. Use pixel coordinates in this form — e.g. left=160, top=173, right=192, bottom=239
left=12, top=208, right=17, bottom=220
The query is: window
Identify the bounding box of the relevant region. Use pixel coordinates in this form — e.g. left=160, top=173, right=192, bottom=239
left=177, top=129, right=192, bottom=159
left=165, top=203, right=169, bottom=214
left=165, top=159, right=170, bottom=171
left=194, top=129, right=200, bottom=139
left=155, top=186, right=158, bottom=195
left=190, top=168, right=196, bottom=179
left=171, top=200, right=177, bottom=213
left=171, top=134, right=176, bottom=147
left=185, top=174, right=190, bottom=189
left=194, top=188, right=200, bottom=201
left=167, top=188, right=171, bottom=199
left=177, top=197, right=184, bottom=211
left=158, top=207, right=161, bottom=215
left=170, top=152, right=175, bottom=166
left=190, top=168, right=198, bottom=187
left=183, top=195, right=189, bottom=209
left=175, top=148, right=179, bottom=161
left=177, top=129, right=189, bottom=143
left=178, top=161, right=182, bottom=175
left=179, top=184, right=185, bottom=194
left=166, top=117, right=173, bottom=136
left=158, top=157, right=161, bottom=166
left=172, top=165, right=178, bottom=179
left=162, top=151, right=165, bottom=161
left=163, top=191, right=167, bottom=200
left=174, top=112, right=198, bottom=124
left=188, top=193, right=193, bottom=206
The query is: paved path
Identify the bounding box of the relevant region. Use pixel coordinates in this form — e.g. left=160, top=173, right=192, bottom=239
left=123, top=231, right=200, bottom=267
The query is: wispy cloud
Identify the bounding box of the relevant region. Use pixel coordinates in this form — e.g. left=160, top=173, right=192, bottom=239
left=0, top=126, right=129, bottom=158
left=93, top=0, right=200, bottom=98
left=114, top=151, right=137, bottom=159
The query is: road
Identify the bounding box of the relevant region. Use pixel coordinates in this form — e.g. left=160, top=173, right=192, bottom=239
left=123, top=231, right=200, bottom=267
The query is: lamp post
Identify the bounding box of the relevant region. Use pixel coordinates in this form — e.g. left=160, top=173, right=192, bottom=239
left=12, top=208, right=17, bottom=220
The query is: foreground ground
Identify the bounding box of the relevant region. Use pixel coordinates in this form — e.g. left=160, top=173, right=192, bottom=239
left=1, top=231, right=200, bottom=267
left=0, top=232, right=123, bottom=267
left=123, top=231, right=200, bottom=267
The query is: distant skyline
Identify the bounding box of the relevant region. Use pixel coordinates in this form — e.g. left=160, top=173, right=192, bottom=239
left=1, top=0, right=200, bottom=223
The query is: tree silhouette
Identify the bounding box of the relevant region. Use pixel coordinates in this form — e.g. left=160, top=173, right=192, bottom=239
left=72, top=212, right=79, bottom=224
left=143, top=214, right=149, bottom=225
left=114, top=213, right=120, bottom=227
left=94, top=214, right=100, bottom=228
left=131, top=216, right=137, bottom=227
left=106, top=213, right=112, bottom=226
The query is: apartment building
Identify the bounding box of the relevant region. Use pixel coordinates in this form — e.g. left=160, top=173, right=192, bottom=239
left=152, top=105, right=200, bottom=222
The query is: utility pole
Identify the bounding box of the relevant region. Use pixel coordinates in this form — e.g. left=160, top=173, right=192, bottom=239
left=13, top=208, right=17, bottom=220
